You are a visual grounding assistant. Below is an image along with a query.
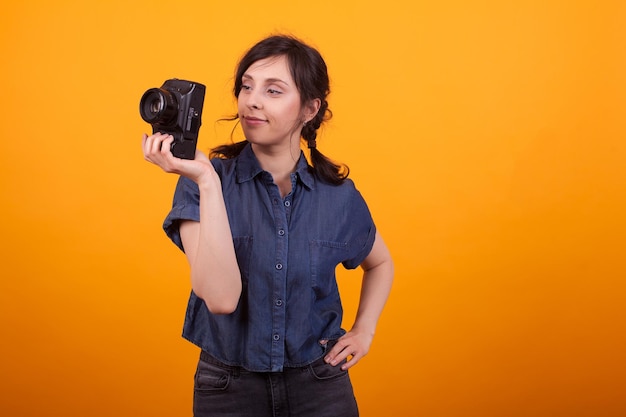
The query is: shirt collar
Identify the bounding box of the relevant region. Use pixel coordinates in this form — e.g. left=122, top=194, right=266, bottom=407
left=235, top=142, right=316, bottom=190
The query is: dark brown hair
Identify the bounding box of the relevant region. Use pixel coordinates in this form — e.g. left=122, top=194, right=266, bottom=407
left=211, top=35, right=349, bottom=184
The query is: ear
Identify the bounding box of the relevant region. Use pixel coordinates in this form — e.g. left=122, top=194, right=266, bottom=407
left=304, top=98, right=321, bottom=123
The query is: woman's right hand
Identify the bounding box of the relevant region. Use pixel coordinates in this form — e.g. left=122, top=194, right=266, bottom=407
left=142, top=132, right=217, bottom=186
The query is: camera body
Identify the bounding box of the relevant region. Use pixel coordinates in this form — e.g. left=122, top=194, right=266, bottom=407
left=139, top=79, right=206, bottom=159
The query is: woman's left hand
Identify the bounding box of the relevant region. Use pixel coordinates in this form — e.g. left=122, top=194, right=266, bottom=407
left=321, top=328, right=374, bottom=371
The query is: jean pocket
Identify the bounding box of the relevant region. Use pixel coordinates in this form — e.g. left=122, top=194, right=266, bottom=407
left=194, top=358, right=230, bottom=392
left=307, top=356, right=349, bottom=381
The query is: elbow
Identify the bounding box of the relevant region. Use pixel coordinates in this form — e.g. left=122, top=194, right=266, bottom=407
left=198, top=292, right=240, bottom=315
left=193, top=281, right=242, bottom=315
left=205, top=299, right=239, bottom=315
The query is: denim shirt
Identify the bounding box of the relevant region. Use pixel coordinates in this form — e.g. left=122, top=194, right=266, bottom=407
left=163, top=144, right=376, bottom=372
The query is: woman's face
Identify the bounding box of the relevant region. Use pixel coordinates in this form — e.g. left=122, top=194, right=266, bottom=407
left=237, top=55, right=307, bottom=149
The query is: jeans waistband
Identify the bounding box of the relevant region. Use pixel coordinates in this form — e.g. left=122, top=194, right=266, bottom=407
left=199, top=350, right=243, bottom=370
left=199, top=339, right=338, bottom=373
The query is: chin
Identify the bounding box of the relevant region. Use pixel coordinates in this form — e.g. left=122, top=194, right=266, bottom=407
left=246, top=136, right=282, bottom=147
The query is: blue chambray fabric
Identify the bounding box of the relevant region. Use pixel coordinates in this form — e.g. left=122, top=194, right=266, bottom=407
left=163, top=143, right=376, bottom=372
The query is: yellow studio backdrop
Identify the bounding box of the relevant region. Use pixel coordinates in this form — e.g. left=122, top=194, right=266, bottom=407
left=1, top=1, right=625, bottom=416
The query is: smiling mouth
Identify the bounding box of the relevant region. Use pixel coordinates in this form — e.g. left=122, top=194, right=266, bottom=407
left=244, top=116, right=266, bottom=122
left=243, top=116, right=268, bottom=126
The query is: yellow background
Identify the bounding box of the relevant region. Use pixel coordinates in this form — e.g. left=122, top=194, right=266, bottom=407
left=1, top=1, right=625, bottom=416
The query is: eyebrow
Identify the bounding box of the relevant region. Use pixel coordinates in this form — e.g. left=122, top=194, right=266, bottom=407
left=242, top=74, right=290, bottom=86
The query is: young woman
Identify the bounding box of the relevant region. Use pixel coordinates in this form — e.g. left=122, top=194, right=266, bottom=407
left=142, top=34, right=394, bottom=417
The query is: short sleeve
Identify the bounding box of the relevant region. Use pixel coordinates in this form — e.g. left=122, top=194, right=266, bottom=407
left=162, top=176, right=201, bottom=252
left=342, top=186, right=377, bottom=270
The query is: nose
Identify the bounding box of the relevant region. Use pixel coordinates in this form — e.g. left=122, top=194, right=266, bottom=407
left=243, top=89, right=262, bottom=110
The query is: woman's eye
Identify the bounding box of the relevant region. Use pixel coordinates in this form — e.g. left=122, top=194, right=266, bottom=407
left=267, top=88, right=282, bottom=95
left=241, top=84, right=252, bottom=91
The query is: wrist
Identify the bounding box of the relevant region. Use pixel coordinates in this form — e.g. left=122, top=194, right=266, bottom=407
left=196, top=169, right=221, bottom=192
left=350, top=322, right=376, bottom=338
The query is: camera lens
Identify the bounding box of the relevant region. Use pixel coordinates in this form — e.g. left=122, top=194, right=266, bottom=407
left=139, top=88, right=178, bottom=125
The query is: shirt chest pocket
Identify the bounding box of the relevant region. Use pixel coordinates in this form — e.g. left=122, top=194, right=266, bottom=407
left=309, top=240, right=349, bottom=297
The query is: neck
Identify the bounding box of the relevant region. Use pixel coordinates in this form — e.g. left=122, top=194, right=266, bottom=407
left=251, top=143, right=300, bottom=176
left=251, top=142, right=301, bottom=196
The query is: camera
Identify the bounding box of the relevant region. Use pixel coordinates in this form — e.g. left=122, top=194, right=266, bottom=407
left=139, top=79, right=206, bottom=159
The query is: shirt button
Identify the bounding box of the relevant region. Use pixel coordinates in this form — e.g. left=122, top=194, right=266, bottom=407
left=273, top=334, right=280, bottom=341
left=275, top=299, right=283, bottom=306
left=278, top=229, right=285, bottom=236
left=275, top=263, right=283, bottom=270
left=284, top=200, right=291, bottom=207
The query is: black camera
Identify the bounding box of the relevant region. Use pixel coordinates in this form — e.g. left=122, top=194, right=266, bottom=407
left=139, top=79, right=206, bottom=159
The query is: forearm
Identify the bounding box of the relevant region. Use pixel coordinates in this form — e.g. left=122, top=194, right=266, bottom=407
left=142, top=133, right=242, bottom=313
left=351, top=258, right=394, bottom=336
left=184, top=177, right=242, bottom=314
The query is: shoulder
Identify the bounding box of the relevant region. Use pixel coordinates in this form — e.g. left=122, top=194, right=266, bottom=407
left=310, top=177, right=373, bottom=221
left=314, top=177, right=362, bottom=200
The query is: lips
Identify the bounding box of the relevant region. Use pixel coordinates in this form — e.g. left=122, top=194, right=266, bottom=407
left=242, top=115, right=267, bottom=126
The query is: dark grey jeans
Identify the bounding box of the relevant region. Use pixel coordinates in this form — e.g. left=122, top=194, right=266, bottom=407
left=193, top=350, right=359, bottom=417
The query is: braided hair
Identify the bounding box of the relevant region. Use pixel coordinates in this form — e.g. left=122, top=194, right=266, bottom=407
left=211, top=35, right=349, bottom=185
